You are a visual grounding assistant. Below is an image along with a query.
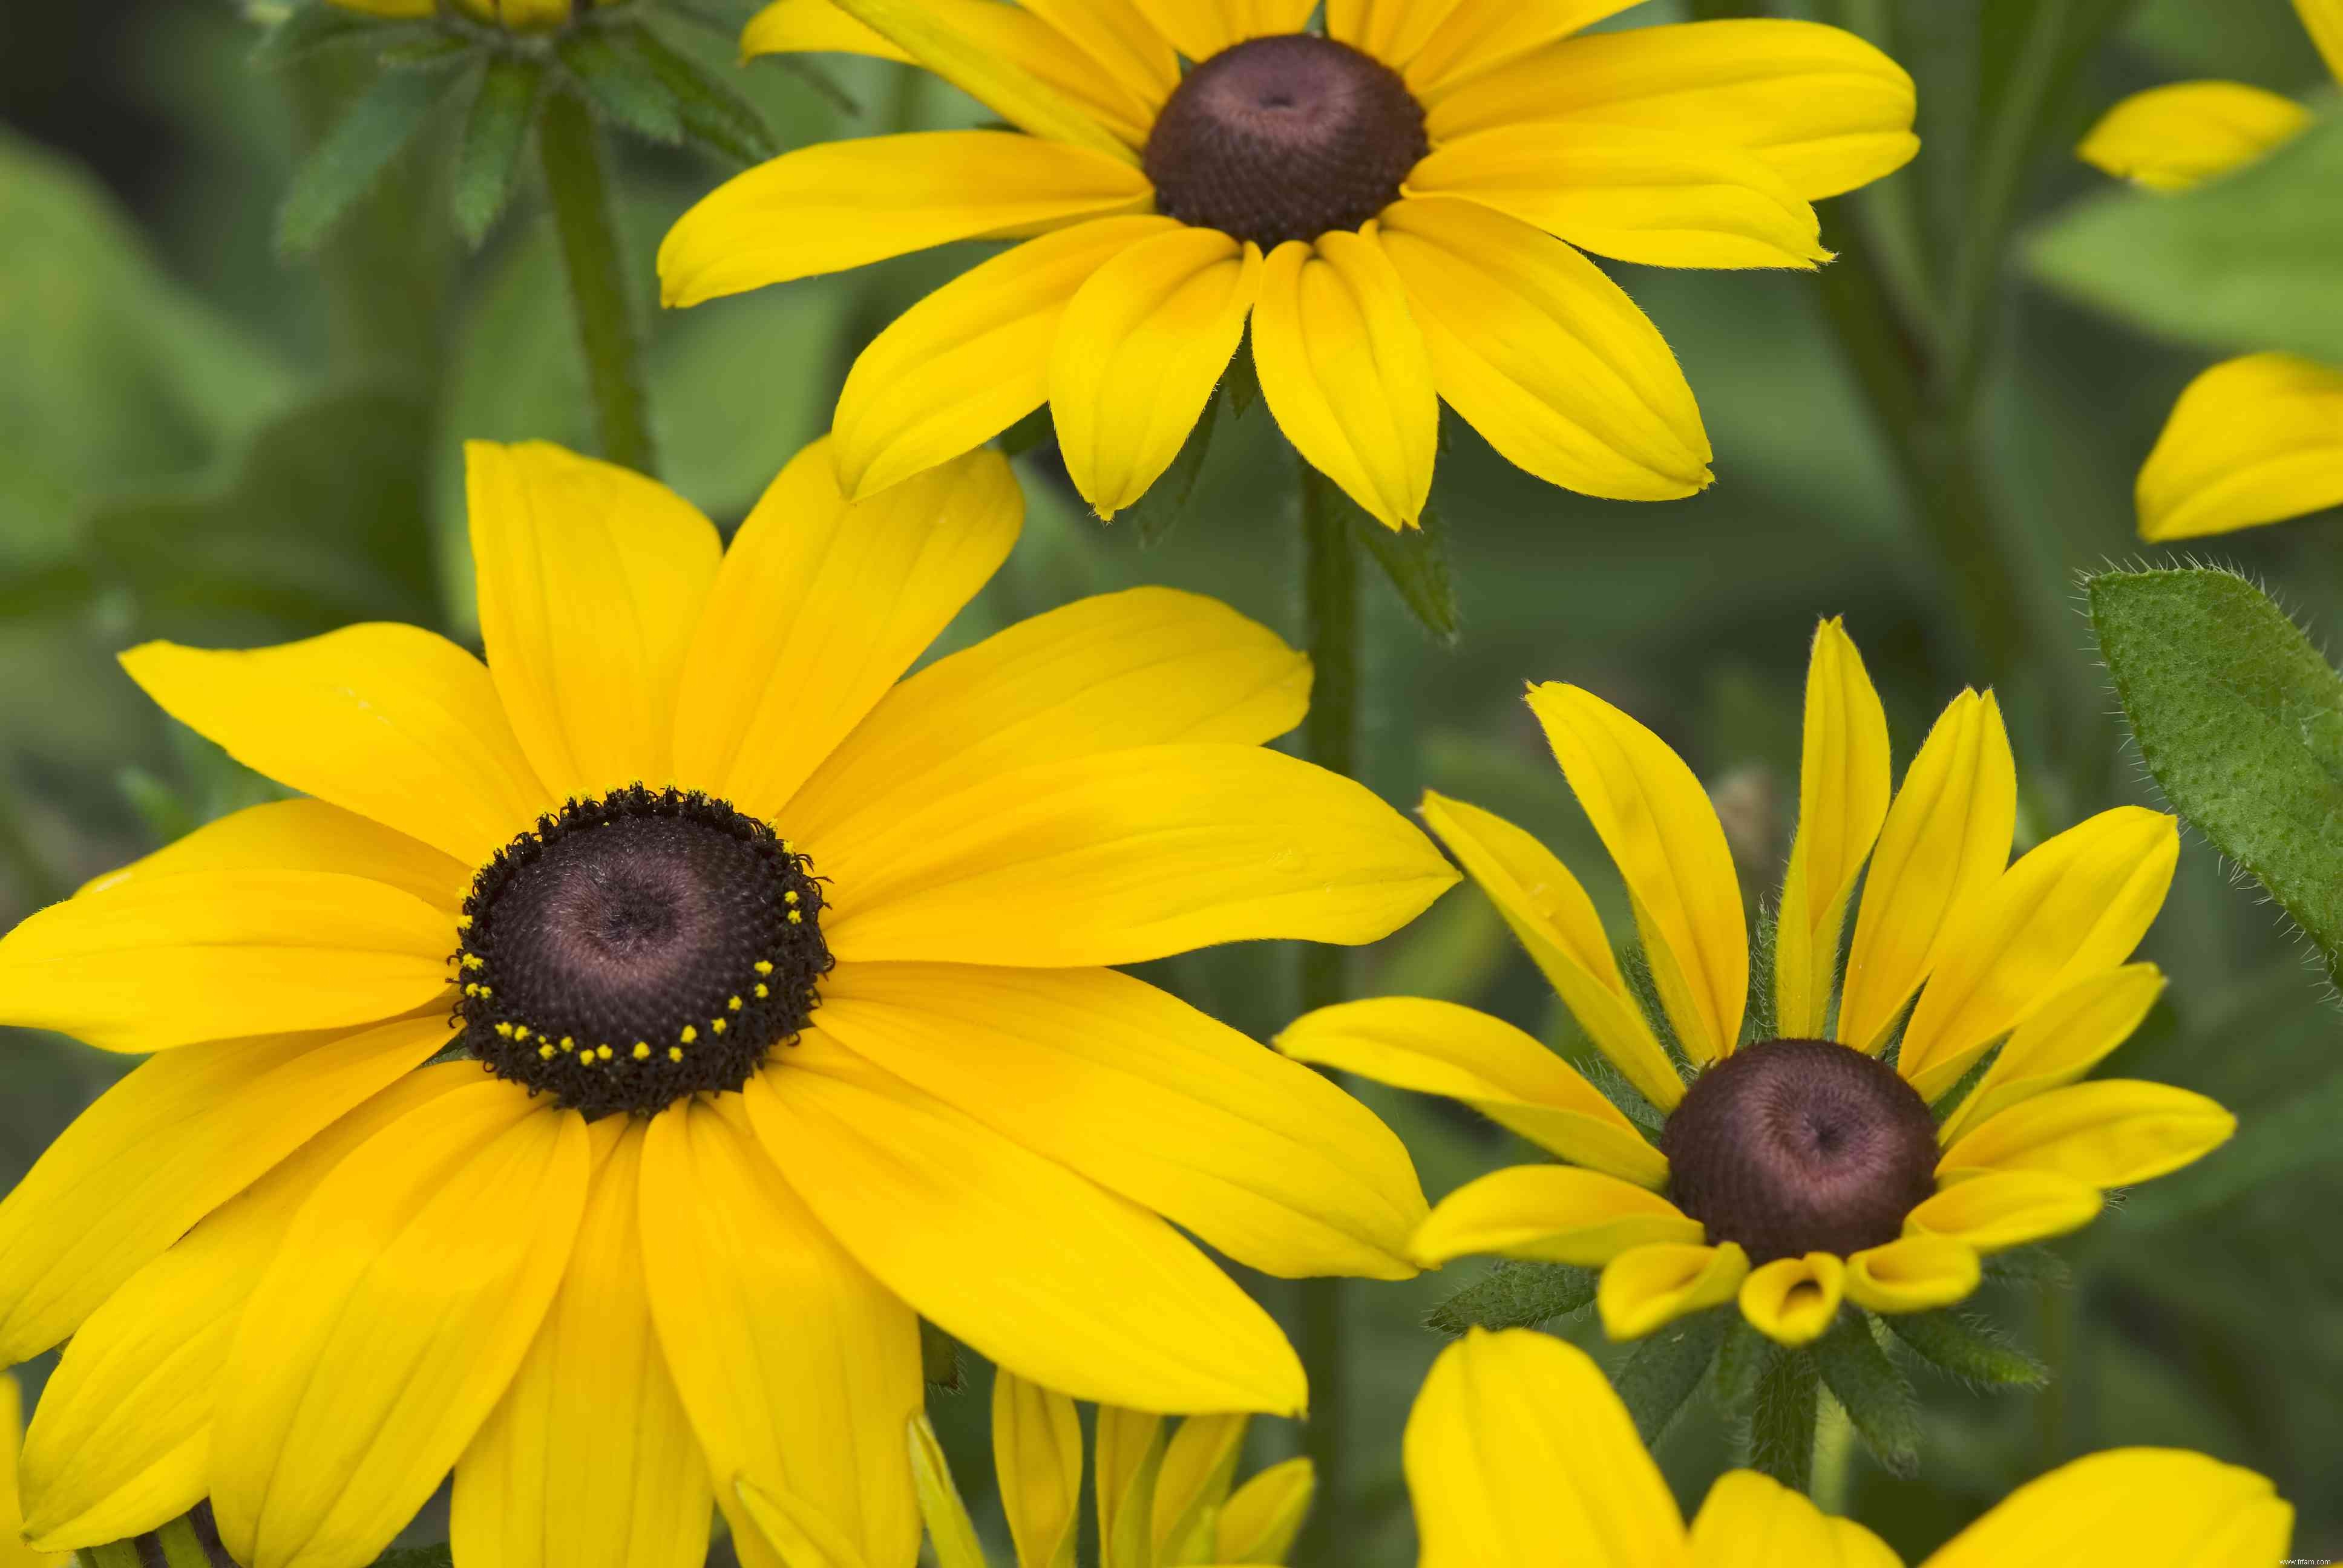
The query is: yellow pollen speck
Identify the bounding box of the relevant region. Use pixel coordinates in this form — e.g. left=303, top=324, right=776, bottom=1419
left=781, top=839, right=794, bottom=852
left=754, top=983, right=769, bottom=999
left=784, top=890, right=799, bottom=906
left=669, top=1046, right=684, bottom=1062
left=494, top=1022, right=515, bottom=1038
left=514, top=1025, right=529, bottom=1042
left=539, top=1044, right=555, bottom=1060
left=711, top=1018, right=727, bottom=1035
left=681, top=1024, right=698, bottom=1044
left=633, top=1042, right=652, bottom=1061
left=463, top=984, right=480, bottom=998
left=787, top=910, right=802, bottom=925
left=755, top=960, right=774, bottom=975
left=456, top=915, right=473, bottom=930
left=599, top=1045, right=616, bottom=1061
left=727, top=996, right=742, bottom=1011
left=477, top=986, right=491, bottom=998
left=462, top=955, right=485, bottom=970
left=560, top=1036, right=575, bottom=1052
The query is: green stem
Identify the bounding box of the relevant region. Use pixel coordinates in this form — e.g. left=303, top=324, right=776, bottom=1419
left=539, top=88, right=659, bottom=477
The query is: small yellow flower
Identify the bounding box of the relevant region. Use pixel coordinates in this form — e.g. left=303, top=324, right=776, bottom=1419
left=660, top=0, right=1918, bottom=528
left=324, top=0, right=593, bottom=29
left=1282, top=618, right=2234, bottom=1347
left=1407, top=1328, right=2294, bottom=1567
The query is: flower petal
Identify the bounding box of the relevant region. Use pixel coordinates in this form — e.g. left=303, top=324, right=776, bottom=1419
left=119, top=626, right=551, bottom=868
left=671, top=441, right=1020, bottom=826
left=0, top=871, right=450, bottom=1055
left=2302, top=0, right=2343, bottom=82
left=1052, top=227, right=1262, bottom=519
left=1404, top=1329, right=1691, bottom=1568
left=1215, top=1458, right=1314, bottom=1564
left=1325, top=0, right=1466, bottom=65
left=1413, top=1165, right=1702, bottom=1268
left=211, top=1082, right=590, bottom=1568
left=1152, top=1412, right=1249, bottom=1561
left=818, top=744, right=1458, bottom=967
left=744, top=1039, right=1305, bottom=1415
left=1401, top=0, right=1645, bottom=99
left=1016, top=0, right=1182, bottom=120
left=2137, top=352, right=2343, bottom=540
left=994, top=1371, right=1083, bottom=1568
left=1129, top=0, right=1317, bottom=61
left=1898, top=808, right=2179, bottom=1102
left=1251, top=234, right=1438, bottom=530
left=1410, top=124, right=1827, bottom=270
left=1276, top=996, right=1666, bottom=1189
left=1842, top=1235, right=1979, bottom=1316
left=741, top=0, right=911, bottom=61
left=1688, top=1470, right=1900, bottom=1568
left=465, top=442, right=723, bottom=801
left=79, top=798, right=467, bottom=913
left=1937, top=1081, right=2235, bottom=1189
left=1916, top=1449, right=2291, bottom=1568
left=1775, top=619, right=1892, bottom=1040
left=1936, top=965, right=2165, bottom=1145
left=818, top=963, right=1428, bottom=1281
left=1837, top=690, right=2014, bottom=1053
left=1737, top=1253, right=1843, bottom=1347
left=1375, top=197, right=1712, bottom=501
left=658, top=131, right=1150, bottom=307
left=1418, top=791, right=1683, bottom=1111
left=1904, top=1171, right=2102, bottom=1254
left=833, top=217, right=1179, bottom=500
left=1527, top=681, right=1747, bottom=1067
left=1596, top=1242, right=1749, bottom=1341
left=2078, top=80, right=2310, bottom=192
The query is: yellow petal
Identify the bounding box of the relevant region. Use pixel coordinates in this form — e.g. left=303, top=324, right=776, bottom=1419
left=741, top=0, right=911, bottom=60
left=1596, top=1242, right=1749, bottom=1341
left=1899, top=808, right=2179, bottom=1102
left=1775, top=619, right=1892, bottom=1040
left=0, top=871, right=450, bottom=1054
left=465, top=441, right=723, bottom=800
left=1837, top=690, right=2015, bottom=1053
left=1375, top=197, right=1712, bottom=501
left=744, top=1041, right=1306, bottom=1415
left=78, top=797, right=467, bottom=913
left=994, top=1370, right=1083, bottom=1568
left=1938, top=1081, right=2236, bottom=1190
left=1904, top=1171, right=2102, bottom=1254
left=1917, top=1448, right=2292, bottom=1568
left=732, top=1474, right=888, bottom=1568
left=1737, top=1253, right=1844, bottom=1348
left=1052, top=227, right=1261, bottom=519
left=2078, top=80, right=2310, bottom=192
left=1404, top=1329, right=1691, bottom=1568
left=672, top=441, right=1020, bottom=825
left=1401, top=0, right=1644, bottom=99
left=825, top=0, right=1138, bottom=158
left=0, top=1013, right=451, bottom=1365
left=786, top=586, right=1309, bottom=847
left=1250, top=234, right=1438, bottom=531
left=0, top=1376, right=67, bottom=1568
left=1093, top=1405, right=1165, bottom=1568
left=1936, top=964, right=2166, bottom=1145
left=818, top=744, right=1458, bottom=967
left=834, top=217, right=1179, bottom=500
left=1429, top=20, right=1918, bottom=200
left=907, top=1413, right=987, bottom=1568
left=2137, top=352, right=2343, bottom=540
left=1152, top=1413, right=1250, bottom=1561
left=1418, top=791, right=1684, bottom=1112
left=1842, top=1235, right=1979, bottom=1315
left=1130, top=0, right=1316, bottom=61
left=1016, top=0, right=1182, bottom=123
left=1214, top=1457, right=1314, bottom=1564
left=1413, top=1165, right=1702, bottom=1268
left=1527, top=681, right=1747, bottom=1066
left=1325, top=0, right=1465, bottom=67
left=1688, top=1470, right=1900, bottom=1568
left=659, top=131, right=1149, bottom=307
left=451, top=1123, right=712, bottom=1568
left=2300, top=0, right=2343, bottom=82
left=1276, top=996, right=1666, bottom=1189
left=637, top=1096, right=920, bottom=1568
left=211, top=1083, right=589, bottom=1568
left=119, top=626, right=551, bottom=868
left=1409, top=125, right=1828, bottom=270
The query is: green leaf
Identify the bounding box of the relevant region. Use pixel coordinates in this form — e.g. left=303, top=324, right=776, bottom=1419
left=556, top=28, right=685, bottom=146
left=377, top=33, right=476, bottom=70
left=1613, top=1308, right=1730, bottom=1446
left=1122, top=390, right=1220, bottom=550
left=1421, top=1261, right=1596, bottom=1338
left=618, top=23, right=781, bottom=166
left=250, top=5, right=429, bottom=71
left=2118, top=1060, right=2343, bottom=1231
left=2089, top=567, right=2343, bottom=979
left=1349, top=500, right=1461, bottom=644
left=277, top=64, right=461, bottom=256
left=1810, top=1314, right=1921, bottom=1477
left=453, top=54, right=543, bottom=249
left=1883, top=1309, right=2048, bottom=1388
left=1745, top=1347, right=1819, bottom=1492
left=1710, top=1317, right=1766, bottom=1413
left=920, top=1318, right=963, bottom=1392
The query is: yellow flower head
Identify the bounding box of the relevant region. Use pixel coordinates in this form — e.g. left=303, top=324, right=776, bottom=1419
left=660, top=0, right=1919, bottom=528
left=1407, top=1328, right=2293, bottom=1568
left=324, top=0, right=596, bottom=30
left=0, top=438, right=1451, bottom=1568
left=1282, top=618, right=2233, bottom=1347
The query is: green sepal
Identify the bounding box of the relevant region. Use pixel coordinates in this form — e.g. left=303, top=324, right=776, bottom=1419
left=1883, top=1309, right=2047, bottom=1388
left=616, top=23, right=781, bottom=166
left=1613, top=1307, right=1730, bottom=1446
left=1220, top=333, right=1260, bottom=418
left=1709, top=1316, right=1766, bottom=1413
left=277, top=63, right=464, bottom=257
left=1981, top=1246, right=2070, bottom=1287
left=1421, top=1260, right=1596, bottom=1338
left=920, top=1318, right=965, bottom=1392
left=453, top=53, right=543, bottom=249
left=1810, top=1313, right=1921, bottom=1477
left=250, top=5, right=430, bottom=71
left=555, top=28, right=686, bottom=145
left=1745, top=1345, right=1819, bottom=1491
left=1349, top=500, right=1461, bottom=645
left=1123, top=388, right=1221, bottom=549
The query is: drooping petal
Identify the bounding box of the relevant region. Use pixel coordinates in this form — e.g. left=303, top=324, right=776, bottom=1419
left=637, top=1096, right=920, bottom=1568
left=211, top=1082, right=590, bottom=1568
left=1325, top=0, right=1466, bottom=68
left=744, top=1040, right=1306, bottom=1415
left=816, top=964, right=1428, bottom=1281
left=1401, top=0, right=1646, bottom=99
left=671, top=442, right=1020, bottom=825
left=119, top=626, right=552, bottom=867
left=784, top=586, right=1308, bottom=846
left=1404, top=1329, right=1691, bottom=1568
left=741, top=0, right=910, bottom=60
left=1276, top=996, right=1666, bottom=1189
left=1093, top=1407, right=1164, bottom=1568
left=1903, top=1171, right=2102, bottom=1254
left=1418, top=791, right=1684, bottom=1111
left=1916, top=1449, right=2291, bottom=1568
left=1688, top=1470, right=1900, bottom=1568
left=1152, top=1413, right=1249, bottom=1562
left=1774, top=619, right=1892, bottom=1040
left=2077, top=81, right=2311, bottom=192
left=1527, top=682, right=1748, bottom=1066
left=1129, top=0, right=1317, bottom=62
left=2301, top=0, right=2343, bottom=82
left=2137, top=353, right=2343, bottom=540
left=1936, top=965, right=2165, bottom=1145
left=658, top=132, right=1150, bottom=308
left=1250, top=234, right=1438, bottom=531
left=1841, top=1235, right=1980, bottom=1316
left=1214, top=1458, right=1314, bottom=1564
left=1737, top=1253, right=1843, bottom=1347
left=79, top=797, right=467, bottom=913
left=817, top=744, right=1458, bottom=967
left=1413, top=1165, right=1702, bottom=1268
left=1015, top=0, right=1183, bottom=120
left=465, top=442, right=723, bottom=801
left=833, top=217, right=1180, bottom=501
left=1937, top=1082, right=2235, bottom=1189
left=994, top=1371, right=1083, bottom=1568
left=1375, top=198, right=1711, bottom=501
left=1596, top=1243, right=1749, bottom=1342
left=0, top=1377, right=65, bottom=1568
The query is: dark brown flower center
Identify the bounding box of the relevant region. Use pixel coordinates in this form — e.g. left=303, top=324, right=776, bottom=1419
left=1142, top=34, right=1428, bottom=250
left=453, top=786, right=830, bottom=1119
left=1660, top=1038, right=1939, bottom=1265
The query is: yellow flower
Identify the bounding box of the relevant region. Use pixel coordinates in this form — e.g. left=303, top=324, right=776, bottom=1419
left=2076, top=0, right=2343, bottom=540
left=659, top=0, right=1918, bottom=528
left=0, top=439, right=1451, bottom=1568
left=1281, top=618, right=2233, bottom=1348
left=1407, top=1328, right=2294, bottom=1567
left=1, top=1376, right=68, bottom=1568
left=324, top=0, right=593, bottom=28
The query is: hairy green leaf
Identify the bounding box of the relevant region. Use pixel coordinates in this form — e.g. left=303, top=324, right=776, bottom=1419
left=1745, top=1347, right=1819, bottom=1491
left=277, top=65, right=460, bottom=257
left=1614, top=1308, right=1730, bottom=1446
left=453, top=54, right=542, bottom=249
left=1710, top=1316, right=1766, bottom=1413
left=618, top=23, right=780, bottom=166
left=1124, top=390, right=1220, bottom=550
left=1883, top=1309, right=2047, bottom=1387
left=1422, top=1261, right=1597, bottom=1338
left=556, top=28, right=685, bottom=145
left=1351, top=501, right=1462, bottom=645
left=251, top=5, right=428, bottom=71
left=1812, top=1315, right=1921, bottom=1476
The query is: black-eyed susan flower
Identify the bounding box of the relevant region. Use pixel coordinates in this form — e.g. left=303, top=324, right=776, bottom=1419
left=0, top=439, right=1451, bottom=1568
left=1280, top=618, right=2233, bottom=1350
left=1408, top=1328, right=2293, bottom=1567
left=658, top=0, right=1919, bottom=528
left=2077, top=0, right=2343, bottom=540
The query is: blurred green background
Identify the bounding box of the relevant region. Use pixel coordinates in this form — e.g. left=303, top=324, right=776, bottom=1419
left=2, top=0, right=2338, bottom=1562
